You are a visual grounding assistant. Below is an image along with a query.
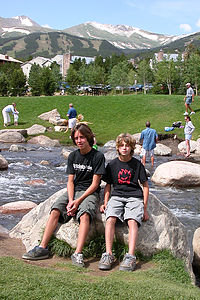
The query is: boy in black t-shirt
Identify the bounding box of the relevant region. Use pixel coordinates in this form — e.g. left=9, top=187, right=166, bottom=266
left=99, top=133, right=149, bottom=271
left=22, top=124, right=105, bottom=267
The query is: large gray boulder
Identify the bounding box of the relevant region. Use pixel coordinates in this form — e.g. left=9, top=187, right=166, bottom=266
left=38, top=109, right=60, bottom=121
left=0, top=154, right=8, bottom=170
left=27, top=135, right=60, bottom=147
left=178, top=140, right=197, bottom=154
left=27, top=124, right=46, bottom=135
left=193, top=227, right=200, bottom=268
left=152, top=161, right=200, bottom=187
left=0, top=131, right=25, bottom=143
left=9, top=188, right=194, bottom=279
left=0, top=129, right=27, bottom=137
left=154, top=143, right=172, bottom=156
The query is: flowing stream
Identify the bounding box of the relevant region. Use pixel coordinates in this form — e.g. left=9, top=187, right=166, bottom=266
left=0, top=143, right=200, bottom=234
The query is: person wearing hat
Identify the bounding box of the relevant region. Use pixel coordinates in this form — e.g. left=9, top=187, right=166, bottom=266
left=2, top=102, right=17, bottom=127
left=183, top=83, right=195, bottom=116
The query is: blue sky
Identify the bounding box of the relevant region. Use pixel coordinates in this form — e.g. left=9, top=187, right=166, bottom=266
left=1, top=0, right=200, bottom=36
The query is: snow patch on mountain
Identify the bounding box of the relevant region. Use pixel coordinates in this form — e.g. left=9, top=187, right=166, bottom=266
left=2, top=27, right=30, bottom=35
left=12, top=16, right=33, bottom=27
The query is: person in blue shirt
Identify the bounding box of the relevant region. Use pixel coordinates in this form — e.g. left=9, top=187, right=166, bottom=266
left=67, top=103, right=77, bottom=132
left=140, top=121, right=158, bottom=167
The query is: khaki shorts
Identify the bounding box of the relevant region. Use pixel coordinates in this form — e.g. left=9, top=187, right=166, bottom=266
left=51, top=190, right=99, bottom=223
left=105, top=196, right=144, bottom=226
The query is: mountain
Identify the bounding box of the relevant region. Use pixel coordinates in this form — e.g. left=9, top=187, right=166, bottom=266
left=0, top=31, right=123, bottom=60
left=63, top=21, right=184, bottom=50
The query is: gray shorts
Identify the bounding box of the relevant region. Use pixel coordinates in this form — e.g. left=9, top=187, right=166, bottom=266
left=105, top=196, right=144, bottom=226
left=186, top=96, right=192, bottom=105
left=51, top=190, right=99, bottom=223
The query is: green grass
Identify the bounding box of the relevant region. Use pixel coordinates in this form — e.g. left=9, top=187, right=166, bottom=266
left=0, top=251, right=200, bottom=300
left=0, top=94, right=199, bottom=145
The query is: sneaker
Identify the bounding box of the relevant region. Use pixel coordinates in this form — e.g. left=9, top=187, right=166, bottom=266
left=22, top=245, right=50, bottom=260
left=71, top=253, right=85, bottom=267
left=98, top=252, right=115, bottom=270
left=119, top=253, right=136, bottom=271
left=183, top=112, right=189, bottom=116
left=190, top=111, right=195, bottom=115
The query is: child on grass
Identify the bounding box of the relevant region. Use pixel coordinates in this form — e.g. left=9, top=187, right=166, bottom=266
left=99, top=133, right=149, bottom=271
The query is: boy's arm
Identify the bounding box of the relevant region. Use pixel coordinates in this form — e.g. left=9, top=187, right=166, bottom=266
left=142, top=181, right=149, bottom=221
left=67, top=174, right=101, bottom=215
left=100, top=183, right=111, bottom=213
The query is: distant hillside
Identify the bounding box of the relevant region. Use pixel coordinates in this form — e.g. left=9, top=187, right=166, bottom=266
left=0, top=31, right=123, bottom=60
left=63, top=21, right=184, bottom=50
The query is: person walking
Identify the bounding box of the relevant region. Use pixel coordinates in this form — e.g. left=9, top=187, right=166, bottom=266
left=183, top=83, right=195, bottom=116
left=22, top=124, right=106, bottom=267
left=98, top=133, right=149, bottom=271
left=184, top=115, right=195, bottom=157
left=2, top=102, right=17, bottom=127
left=140, top=121, right=158, bottom=167
left=67, top=103, right=77, bottom=132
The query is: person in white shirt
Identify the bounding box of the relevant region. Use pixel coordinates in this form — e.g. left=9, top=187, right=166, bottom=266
left=183, top=83, right=195, bottom=116
left=2, top=103, right=17, bottom=127
left=184, top=115, right=195, bottom=157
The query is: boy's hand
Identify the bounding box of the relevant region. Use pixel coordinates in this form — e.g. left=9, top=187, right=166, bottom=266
left=100, top=204, right=106, bottom=213
left=143, top=209, right=149, bottom=222
left=67, top=200, right=78, bottom=216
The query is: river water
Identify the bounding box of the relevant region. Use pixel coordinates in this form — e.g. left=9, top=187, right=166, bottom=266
left=0, top=143, right=200, bottom=234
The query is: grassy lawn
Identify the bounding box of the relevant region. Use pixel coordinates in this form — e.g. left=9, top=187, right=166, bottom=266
left=0, top=94, right=199, bottom=145
left=0, top=251, right=200, bottom=300
left=0, top=94, right=200, bottom=298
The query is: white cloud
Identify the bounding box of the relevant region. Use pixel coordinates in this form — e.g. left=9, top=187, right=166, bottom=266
left=42, top=24, right=52, bottom=29
left=196, top=19, right=200, bottom=27
left=179, top=23, right=192, bottom=32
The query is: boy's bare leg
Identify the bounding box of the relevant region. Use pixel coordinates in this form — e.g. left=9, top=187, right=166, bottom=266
left=105, top=216, right=117, bottom=254
left=40, top=209, right=60, bottom=248
left=75, top=213, right=90, bottom=253
left=127, top=219, right=138, bottom=256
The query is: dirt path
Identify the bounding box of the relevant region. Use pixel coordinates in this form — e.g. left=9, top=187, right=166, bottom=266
left=0, top=233, right=153, bottom=276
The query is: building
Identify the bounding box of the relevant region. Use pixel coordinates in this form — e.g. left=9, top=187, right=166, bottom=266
left=21, top=53, right=95, bottom=79
left=0, top=54, right=22, bottom=65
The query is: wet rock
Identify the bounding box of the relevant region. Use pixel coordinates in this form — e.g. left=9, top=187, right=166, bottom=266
left=9, top=188, right=194, bottom=280
left=9, top=144, right=26, bottom=152
left=151, top=161, right=200, bottom=187
left=61, top=148, right=71, bottom=159
left=0, top=154, right=8, bottom=170
left=154, top=143, right=172, bottom=156
left=0, top=129, right=27, bottom=137
left=0, top=224, right=9, bottom=234
left=27, top=135, right=60, bottom=147
left=178, top=140, right=197, bottom=154
left=0, top=201, right=37, bottom=214
left=0, top=131, right=25, bottom=143
left=24, top=179, right=45, bottom=185
left=27, top=124, right=46, bottom=135
left=40, top=160, right=50, bottom=165
left=38, top=109, right=60, bottom=121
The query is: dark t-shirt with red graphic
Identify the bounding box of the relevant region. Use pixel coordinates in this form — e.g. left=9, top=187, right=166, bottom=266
left=103, top=157, right=148, bottom=198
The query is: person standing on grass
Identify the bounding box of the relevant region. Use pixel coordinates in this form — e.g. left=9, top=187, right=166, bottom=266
left=22, top=124, right=105, bottom=267
left=98, top=133, right=149, bottom=271
left=140, top=121, right=158, bottom=167
left=184, top=115, right=195, bottom=158
left=2, top=102, right=17, bottom=127
left=67, top=103, right=77, bottom=132
left=183, top=83, right=195, bottom=116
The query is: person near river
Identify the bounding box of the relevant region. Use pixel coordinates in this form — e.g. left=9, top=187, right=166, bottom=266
left=22, top=124, right=106, bottom=267
left=67, top=103, right=77, bottom=132
left=184, top=115, right=195, bottom=158
left=98, top=133, right=149, bottom=271
left=2, top=102, right=17, bottom=127
left=140, top=121, right=158, bottom=167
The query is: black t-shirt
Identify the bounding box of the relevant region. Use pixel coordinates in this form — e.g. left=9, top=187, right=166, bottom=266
left=67, top=148, right=105, bottom=192
left=103, top=157, right=148, bottom=198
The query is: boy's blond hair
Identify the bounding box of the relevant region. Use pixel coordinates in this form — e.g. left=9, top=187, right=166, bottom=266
left=116, top=133, right=136, bottom=156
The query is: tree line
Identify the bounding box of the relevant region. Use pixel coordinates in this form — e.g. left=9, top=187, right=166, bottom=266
left=0, top=45, right=200, bottom=96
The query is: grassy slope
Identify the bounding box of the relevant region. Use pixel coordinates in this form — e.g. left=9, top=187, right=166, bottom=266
left=0, top=94, right=199, bottom=145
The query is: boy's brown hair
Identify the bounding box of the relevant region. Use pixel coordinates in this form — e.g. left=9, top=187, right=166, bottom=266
left=116, top=133, right=136, bottom=156
left=71, top=124, right=94, bottom=147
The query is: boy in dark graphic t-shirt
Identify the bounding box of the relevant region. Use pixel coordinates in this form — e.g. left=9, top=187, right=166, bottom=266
left=99, top=133, right=149, bottom=271
left=22, top=124, right=105, bottom=267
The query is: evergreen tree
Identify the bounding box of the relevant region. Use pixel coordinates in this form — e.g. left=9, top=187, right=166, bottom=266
left=28, top=63, right=43, bottom=96
left=10, top=68, right=27, bottom=96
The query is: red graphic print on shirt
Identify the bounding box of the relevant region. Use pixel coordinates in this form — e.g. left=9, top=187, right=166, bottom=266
left=118, top=169, right=131, bottom=184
